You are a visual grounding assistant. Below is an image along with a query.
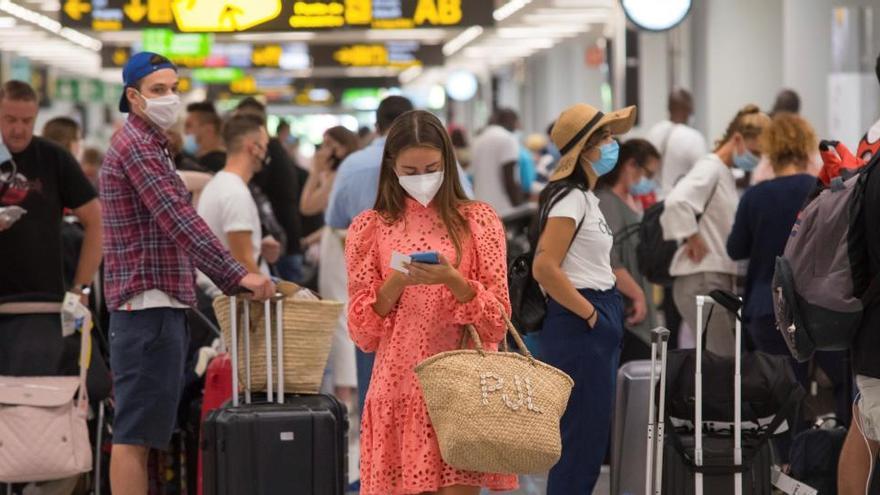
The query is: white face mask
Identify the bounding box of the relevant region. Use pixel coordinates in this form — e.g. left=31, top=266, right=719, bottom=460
left=138, top=92, right=182, bottom=130
left=398, top=171, right=443, bottom=207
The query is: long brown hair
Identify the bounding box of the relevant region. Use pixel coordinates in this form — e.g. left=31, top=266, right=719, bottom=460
left=324, top=126, right=360, bottom=159
left=374, top=110, right=471, bottom=262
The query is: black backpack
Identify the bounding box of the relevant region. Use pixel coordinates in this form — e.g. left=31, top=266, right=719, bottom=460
left=637, top=181, right=719, bottom=286
left=789, top=416, right=847, bottom=495
left=508, top=185, right=586, bottom=333
left=636, top=201, right=679, bottom=286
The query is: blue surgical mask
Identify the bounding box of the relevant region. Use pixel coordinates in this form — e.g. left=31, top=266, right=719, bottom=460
left=733, top=148, right=760, bottom=172
left=629, top=177, right=657, bottom=196
left=587, top=140, right=620, bottom=177
left=0, top=141, right=12, bottom=165
left=183, top=133, right=198, bottom=156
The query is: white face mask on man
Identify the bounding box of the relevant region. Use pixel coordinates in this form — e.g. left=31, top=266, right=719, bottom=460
left=398, top=171, right=444, bottom=207
left=137, top=92, right=182, bottom=130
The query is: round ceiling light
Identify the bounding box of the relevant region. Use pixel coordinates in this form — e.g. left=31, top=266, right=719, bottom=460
left=621, top=0, right=692, bottom=32
left=445, top=70, right=478, bottom=102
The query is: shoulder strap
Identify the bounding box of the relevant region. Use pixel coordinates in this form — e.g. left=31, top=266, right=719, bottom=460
left=567, top=190, right=589, bottom=251
left=660, top=123, right=677, bottom=157
left=695, top=170, right=722, bottom=224
left=858, top=154, right=880, bottom=306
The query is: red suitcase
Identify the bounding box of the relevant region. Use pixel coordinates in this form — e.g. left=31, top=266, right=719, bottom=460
left=197, top=353, right=233, bottom=495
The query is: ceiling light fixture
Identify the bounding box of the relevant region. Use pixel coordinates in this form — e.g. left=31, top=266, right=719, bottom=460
left=0, top=0, right=101, bottom=50
left=621, top=0, right=692, bottom=31
left=232, top=32, right=316, bottom=42
left=443, top=26, right=483, bottom=56
left=494, top=0, right=533, bottom=22
left=365, top=28, right=446, bottom=41
left=399, top=65, right=423, bottom=84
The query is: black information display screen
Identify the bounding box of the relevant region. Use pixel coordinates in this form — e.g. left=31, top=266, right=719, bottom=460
left=63, top=0, right=494, bottom=33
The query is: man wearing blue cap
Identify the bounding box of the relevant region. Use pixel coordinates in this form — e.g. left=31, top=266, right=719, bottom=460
left=100, top=52, right=275, bottom=495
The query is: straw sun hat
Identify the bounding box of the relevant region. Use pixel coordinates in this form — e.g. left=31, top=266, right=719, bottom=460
left=549, top=103, right=637, bottom=186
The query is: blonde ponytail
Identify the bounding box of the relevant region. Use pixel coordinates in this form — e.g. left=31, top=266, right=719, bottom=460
left=714, top=104, right=771, bottom=151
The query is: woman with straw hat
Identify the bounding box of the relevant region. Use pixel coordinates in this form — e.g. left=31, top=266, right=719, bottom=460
left=532, top=102, right=637, bottom=493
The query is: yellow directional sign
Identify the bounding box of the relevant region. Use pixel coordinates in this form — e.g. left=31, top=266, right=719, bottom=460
left=124, top=0, right=148, bottom=22
left=63, top=0, right=91, bottom=21
left=333, top=45, right=389, bottom=67
left=112, top=48, right=130, bottom=66
left=148, top=0, right=174, bottom=23
left=230, top=75, right=257, bottom=95
left=252, top=45, right=282, bottom=67
left=172, top=0, right=282, bottom=32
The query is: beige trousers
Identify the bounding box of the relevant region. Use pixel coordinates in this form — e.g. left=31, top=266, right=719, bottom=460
left=673, top=272, right=737, bottom=357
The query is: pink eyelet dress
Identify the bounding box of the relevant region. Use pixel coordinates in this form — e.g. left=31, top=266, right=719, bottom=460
left=345, top=198, right=519, bottom=495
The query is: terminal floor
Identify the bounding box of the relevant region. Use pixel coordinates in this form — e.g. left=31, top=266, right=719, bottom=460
left=345, top=407, right=611, bottom=495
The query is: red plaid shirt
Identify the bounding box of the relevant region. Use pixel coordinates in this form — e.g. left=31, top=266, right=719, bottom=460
left=100, top=114, right=247, bottom=310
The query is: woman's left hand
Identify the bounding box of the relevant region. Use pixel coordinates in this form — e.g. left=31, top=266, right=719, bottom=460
left=404, top=254, right=463, bottom=287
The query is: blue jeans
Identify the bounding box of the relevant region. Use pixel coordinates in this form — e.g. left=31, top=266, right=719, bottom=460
left=276, top=254, right=304, bottom=284
left=541, top=288, right=624, bottom=494
left=356, top=348, right=375, bottom=415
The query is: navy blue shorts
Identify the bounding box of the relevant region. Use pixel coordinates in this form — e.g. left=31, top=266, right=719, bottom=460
left=109, top=308, right=189, bottom=450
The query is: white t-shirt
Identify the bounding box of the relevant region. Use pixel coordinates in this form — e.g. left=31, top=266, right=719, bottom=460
left=197, top=171, right=263, bottom=270
left=659, top=154, right=738, bottom=277
left=470, top=125, right=520, bottom=216
left=546, top=189, right=616, bottom=291
left=646, top=120, right=707, bottom=197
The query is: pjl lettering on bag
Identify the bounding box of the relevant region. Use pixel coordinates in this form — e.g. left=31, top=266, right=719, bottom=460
left=479, top=371, right=543, bottom=413
left=415, top=313, right=574, bottom=474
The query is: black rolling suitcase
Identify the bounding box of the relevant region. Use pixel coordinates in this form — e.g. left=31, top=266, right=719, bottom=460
left=646, top=295, right=775, bottom=495
left=202, top=296, right=348, bottom=495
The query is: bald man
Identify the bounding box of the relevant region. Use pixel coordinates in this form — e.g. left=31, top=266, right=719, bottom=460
left=646, top=88, right=708, bottom=197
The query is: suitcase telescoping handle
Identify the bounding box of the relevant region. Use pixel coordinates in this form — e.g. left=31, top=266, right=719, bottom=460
left=645, top=326, right=670, bottom=495
left=229, top=295, right=286, bottom=407
left=695, top=295, right=743, bottom=495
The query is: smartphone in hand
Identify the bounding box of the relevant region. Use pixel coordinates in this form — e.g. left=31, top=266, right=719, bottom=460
left=410, top=251, right=440, bottom=264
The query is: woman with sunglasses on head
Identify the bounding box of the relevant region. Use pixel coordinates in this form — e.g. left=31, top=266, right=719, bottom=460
left=660, top=104, right=770, bottom=356
left=345, top=110, right=516, bottom=495
left=531, top=103, right=637, bottom=494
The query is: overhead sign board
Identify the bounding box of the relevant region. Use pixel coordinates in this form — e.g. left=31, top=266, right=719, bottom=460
left=101, top=41, right=443, bottom=70
left=312, top=41, right=443, bottom=69
left=62, top=0, right=494, bottom=32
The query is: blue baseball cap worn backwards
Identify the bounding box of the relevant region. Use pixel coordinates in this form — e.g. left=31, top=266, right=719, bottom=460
left=119, top=51, right=177, bottom=113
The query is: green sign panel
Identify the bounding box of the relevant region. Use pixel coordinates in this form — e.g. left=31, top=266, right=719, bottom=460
left=192, top=67, right=244, bottom=83
left=142, top=28, right=212, bottom=57
left=56, top=78, right=114, bottom=104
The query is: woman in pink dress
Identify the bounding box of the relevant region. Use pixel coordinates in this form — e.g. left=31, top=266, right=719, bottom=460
left=345, top=110, right=518, bottom=495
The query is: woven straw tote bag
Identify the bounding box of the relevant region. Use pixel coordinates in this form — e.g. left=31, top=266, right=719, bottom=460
left=213, top=283, right=342, bottom=394
left=415, top=308, right=574, bottom=474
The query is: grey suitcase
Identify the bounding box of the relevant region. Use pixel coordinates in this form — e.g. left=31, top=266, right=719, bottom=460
left=611, top=328, right=671, bottom=495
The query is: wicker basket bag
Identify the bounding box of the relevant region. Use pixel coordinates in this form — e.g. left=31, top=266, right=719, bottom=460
left=414, top=309, right=574, bottom=475
left=213, top=286, right=342, bottom=394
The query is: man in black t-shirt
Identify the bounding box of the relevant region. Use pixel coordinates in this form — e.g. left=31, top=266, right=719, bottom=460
left=0, top=79, right=101, bottom=371
left=184, top=101, right=226, bottom=173
left=0, top=80, right=101, bottom=493
left=839, top=52, right=880, bottom=495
